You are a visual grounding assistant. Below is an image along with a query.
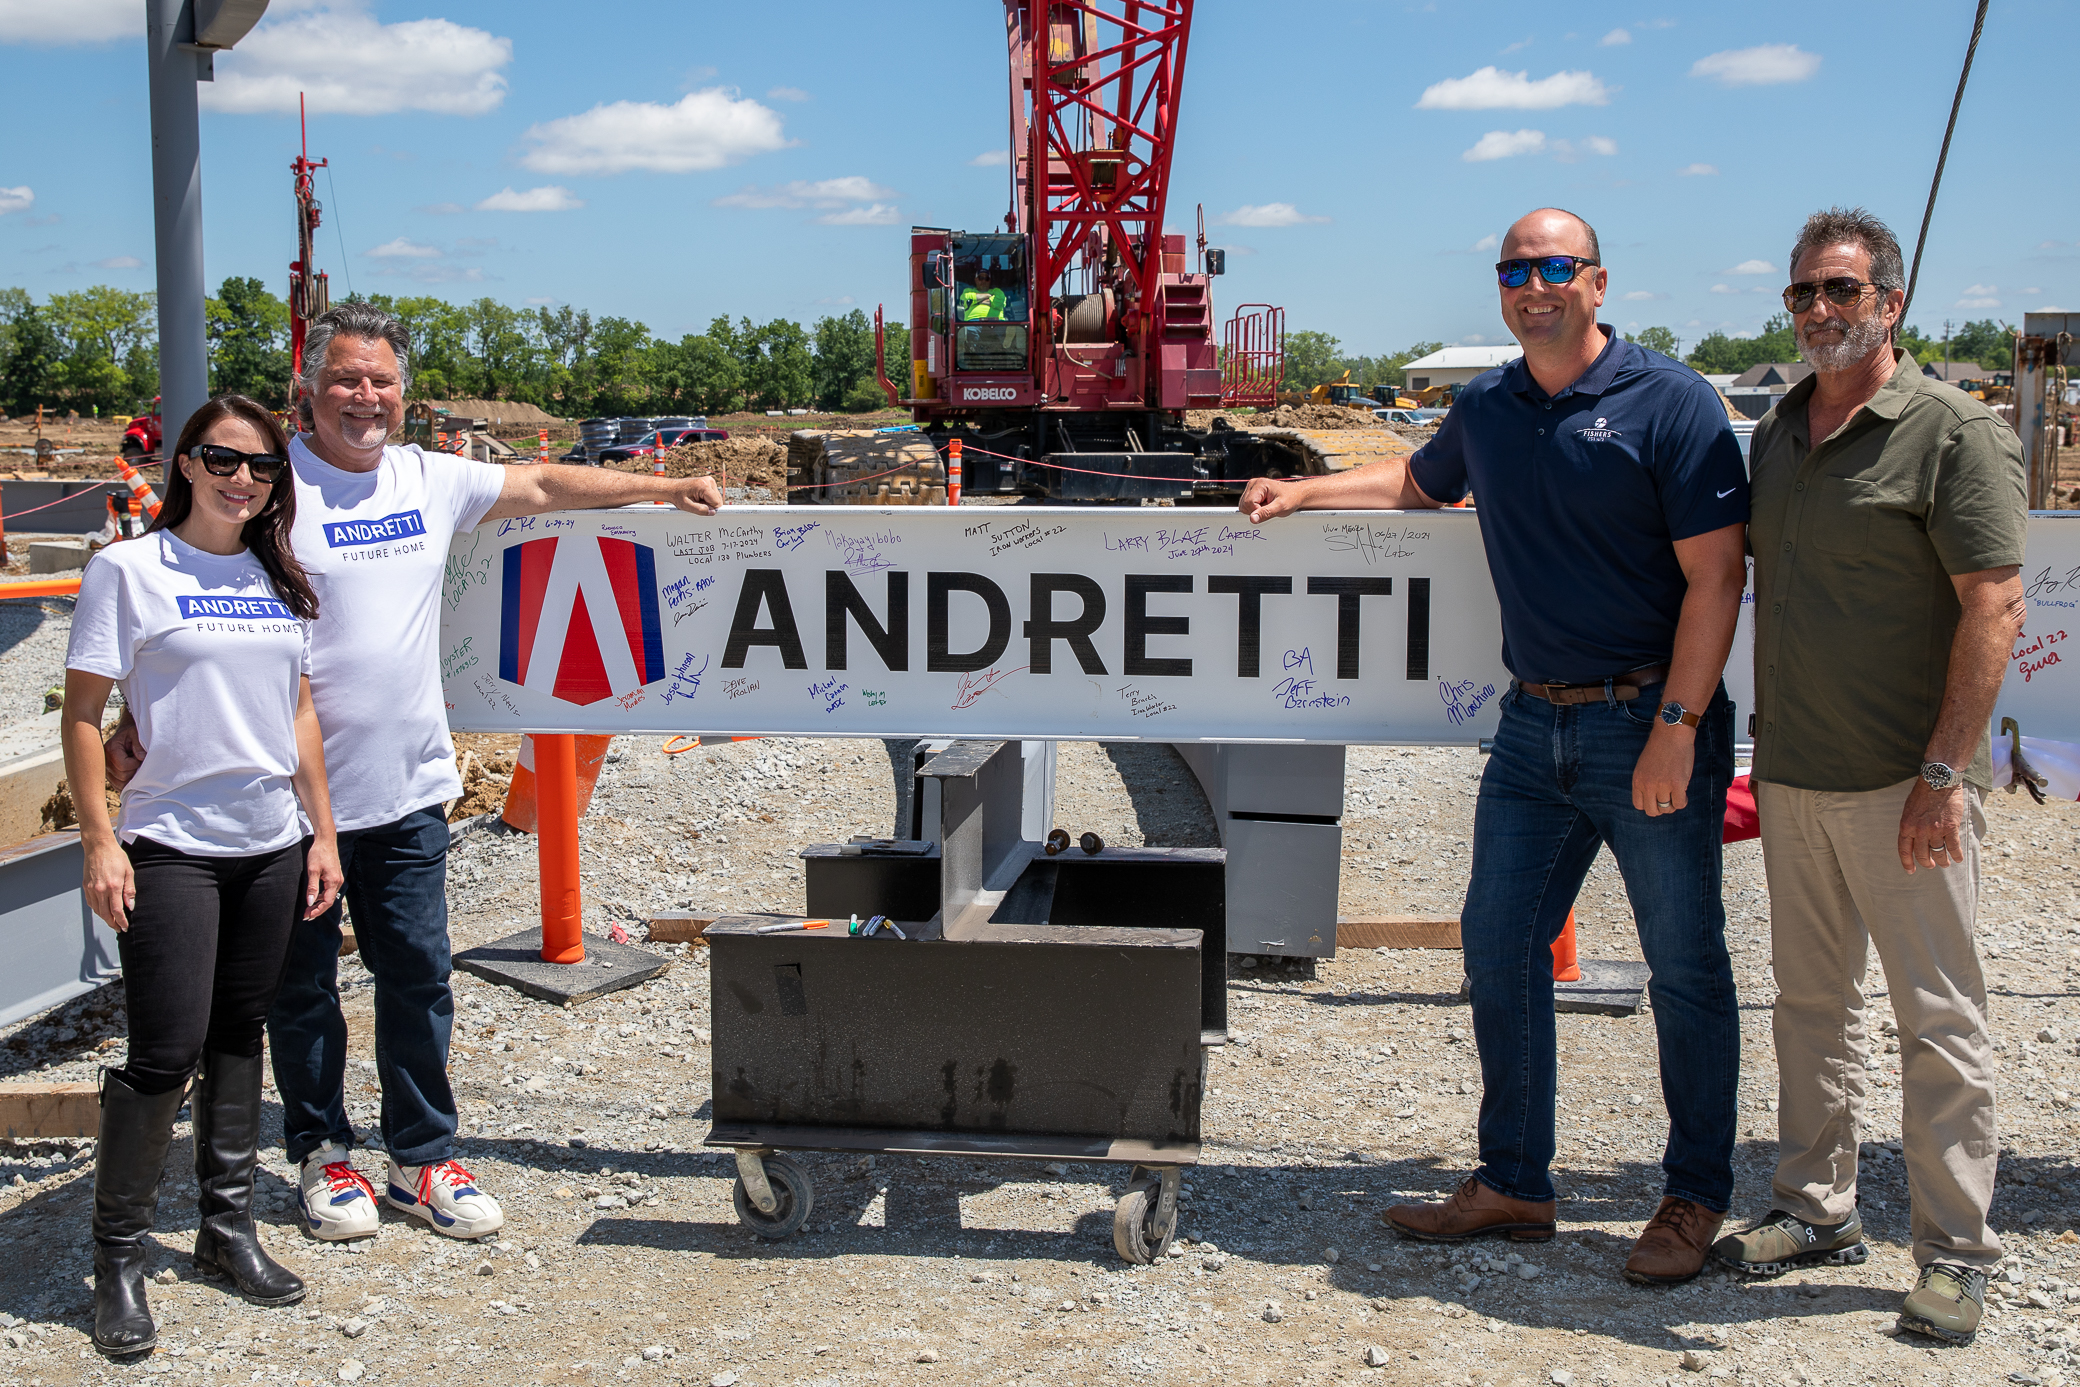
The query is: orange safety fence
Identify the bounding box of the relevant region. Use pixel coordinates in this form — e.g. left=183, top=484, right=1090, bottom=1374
left=0, top=577, right=85, bottom=599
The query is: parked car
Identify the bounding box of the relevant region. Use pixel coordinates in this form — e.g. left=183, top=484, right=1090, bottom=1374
left=1373, top=408, right=1423, bottom=426
left=594, top=427, right=730, bottom=463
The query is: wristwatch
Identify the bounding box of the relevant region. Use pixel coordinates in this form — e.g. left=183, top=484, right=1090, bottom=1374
left=1920, top=761, right=1960, bottom=791
left=1657, top=699, right=1700, bottom=728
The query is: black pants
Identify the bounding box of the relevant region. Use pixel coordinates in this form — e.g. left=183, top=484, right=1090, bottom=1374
left=116, top=837, right=308, bottom=1096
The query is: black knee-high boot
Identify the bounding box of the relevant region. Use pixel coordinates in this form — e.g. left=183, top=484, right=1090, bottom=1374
left=190, top=1051, right=304, bottom=1305
left=91, top=1069, right=185, bottom=1357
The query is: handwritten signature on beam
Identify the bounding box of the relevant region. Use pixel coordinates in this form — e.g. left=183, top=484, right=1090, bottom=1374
left=952, top=665, right=1030, bottom=710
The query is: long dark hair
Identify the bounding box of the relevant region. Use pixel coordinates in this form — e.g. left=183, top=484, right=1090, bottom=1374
left=151, top=395, right=320, bottom=621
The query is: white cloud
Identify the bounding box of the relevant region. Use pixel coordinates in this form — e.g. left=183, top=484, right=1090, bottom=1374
left=90, top=255, right=141, bottom=269
left=203, top=9, right=511, bottom=117
left=524, top=297, right=559, bottom=306
left=1417, top=66, right=1610, bottom=110
left=1710, top=284, right=1738, bottom=295
left=1959, top=282, right=1998, bottom=296
left=474, top=185, right=585, bottom=213
left=1462, top=129, right=1546, bottom=162
left=816, top=296, right=857, bottom=306
left=2039, top=240, right=2067, bottom=250
left=1956, top=295, right=2001, bottom=309
left=1721, top=259, right=1777, bottom=275
left=1677, top=162, right=1719, bottom=176
left=817, top=203, right=899, bottom=227
left=1460, top=334, right=1490, bottom=345
left=1551, top=135, right=1617, bottom=161
left=715, top=177, right=897, bottom=211
left=1690, top=44, right=1821, bottom=88
left=1472, top=233, right=1499, bottom=252
left=1215, top=203, right=1330, bottom=227
left=0, top=185, right=32, bottom=216
left=366, top=237, right=442, bottom=260
left=765, top=86, right=810, bottom=102
left=1600, top=28, right=1631, bottom=45
left=2026, top=286, right=2042, bottom=295
left=2036, top=304, right=2070, bottom=312
left=384, top=263, right=488, bottom=285
left=970, top=149, right=1009, bottom=167
left=1622, top=290, right=1668, bottom=301
left=520, top=89, right=791, bottom=174
left=0, top=0, right=130, bottom=44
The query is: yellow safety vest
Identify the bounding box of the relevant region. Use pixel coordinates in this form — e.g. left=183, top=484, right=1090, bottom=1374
left=959, top=286, right=1007, bottom=322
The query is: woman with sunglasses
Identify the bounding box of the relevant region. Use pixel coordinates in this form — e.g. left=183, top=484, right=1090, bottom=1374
left=60, top=395, right=344, bottom=1357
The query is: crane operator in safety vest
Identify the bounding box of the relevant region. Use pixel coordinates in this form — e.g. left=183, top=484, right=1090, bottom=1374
left=959, top=266, right=1008, bottom=321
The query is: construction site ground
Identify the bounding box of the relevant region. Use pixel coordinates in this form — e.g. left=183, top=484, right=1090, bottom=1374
left=2, top=579, right=2079, bottom=1386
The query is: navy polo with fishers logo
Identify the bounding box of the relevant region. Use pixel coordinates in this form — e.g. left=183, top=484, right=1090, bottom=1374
left=1409, top=327, right=1749, bottom=684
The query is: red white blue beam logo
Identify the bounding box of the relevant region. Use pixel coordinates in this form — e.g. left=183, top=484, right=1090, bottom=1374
left=498, top=536, right=665, bottom=705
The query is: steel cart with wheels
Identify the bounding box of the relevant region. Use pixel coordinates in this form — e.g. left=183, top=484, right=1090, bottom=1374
left=703, top=740, right=1225, bottom=1264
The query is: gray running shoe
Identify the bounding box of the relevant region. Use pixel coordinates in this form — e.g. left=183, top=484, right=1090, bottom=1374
left=1710, top=1208, right=1868, bottom=1277
left=1899, top=1263, right=1986, bottom=1346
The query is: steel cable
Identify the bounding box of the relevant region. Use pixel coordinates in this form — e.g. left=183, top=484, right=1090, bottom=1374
left=1901, top=0, right=1991, bottom=324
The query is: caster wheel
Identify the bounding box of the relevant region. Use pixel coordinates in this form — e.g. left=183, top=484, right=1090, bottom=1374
left=732, top=1154, right=814, bottom=1239
left=1113, top=1179, right=1176, bottom=1265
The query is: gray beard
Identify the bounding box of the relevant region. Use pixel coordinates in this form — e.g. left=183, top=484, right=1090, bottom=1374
left=1798, top=312, right=1891, bottom=372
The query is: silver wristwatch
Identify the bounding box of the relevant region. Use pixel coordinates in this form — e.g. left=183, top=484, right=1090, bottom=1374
left=1919, top=761, right=1960, bottom=791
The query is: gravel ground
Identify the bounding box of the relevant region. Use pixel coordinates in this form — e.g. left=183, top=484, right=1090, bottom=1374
left=3, top=615, right=2080, bottom=1387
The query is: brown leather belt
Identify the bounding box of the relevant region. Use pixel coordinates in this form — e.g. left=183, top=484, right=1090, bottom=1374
left=1513, top=664, right=1670, bottom=705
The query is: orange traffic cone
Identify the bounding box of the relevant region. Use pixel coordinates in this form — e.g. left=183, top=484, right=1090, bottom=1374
left=1550, top=909, right=1581, bottom=982
left=113, top=456, right=163, bottom=520
left=500, top=733, right=614, bottom=833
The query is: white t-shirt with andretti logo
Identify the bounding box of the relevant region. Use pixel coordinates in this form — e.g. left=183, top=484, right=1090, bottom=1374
left=66, top=531, right=313, bottom=856
left=289, top=437, right=506, bottom=832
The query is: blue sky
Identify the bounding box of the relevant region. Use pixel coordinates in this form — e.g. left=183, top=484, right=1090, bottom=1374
left=2, top=0, right=2074, bottom=357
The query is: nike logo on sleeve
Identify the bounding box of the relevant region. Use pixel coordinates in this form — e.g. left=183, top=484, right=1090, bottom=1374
left=1717, top=487, right=1736, bottom=498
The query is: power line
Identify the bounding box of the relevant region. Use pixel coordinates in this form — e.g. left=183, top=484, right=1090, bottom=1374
left=1901, top=0, right=1991, bottom=325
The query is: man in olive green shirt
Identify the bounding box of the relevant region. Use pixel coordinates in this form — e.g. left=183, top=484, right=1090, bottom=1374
left=1711, top=208, right=2027, bottom=1348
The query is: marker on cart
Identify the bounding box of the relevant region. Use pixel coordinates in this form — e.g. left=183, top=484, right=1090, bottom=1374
left=755, top=919, right=829, bottom=935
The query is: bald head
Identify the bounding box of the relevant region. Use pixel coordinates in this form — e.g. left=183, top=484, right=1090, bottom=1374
left=1500, top=207, right=1600, bottom=263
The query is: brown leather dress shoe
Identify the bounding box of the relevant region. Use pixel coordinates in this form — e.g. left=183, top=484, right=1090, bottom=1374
left=1384, top=1175, right=1556, bottom=1243
left=1624, top=1197, right=1725, bottom=1285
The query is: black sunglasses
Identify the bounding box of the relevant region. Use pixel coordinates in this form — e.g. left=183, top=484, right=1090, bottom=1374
left=191, top=444, right=287, bottom=483
left=1496, top=255, right=1599, bottom=288
left=1782, top=277, right=1881, bottom=313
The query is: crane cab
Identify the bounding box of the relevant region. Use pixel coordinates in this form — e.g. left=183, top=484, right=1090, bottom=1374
left=911, top=230, right=1043, bottom=409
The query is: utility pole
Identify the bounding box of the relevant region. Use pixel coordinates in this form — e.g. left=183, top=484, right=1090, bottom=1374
left=145, top=0, right=271, bottom=481
left=1943, top=318, right=1954, bottom=371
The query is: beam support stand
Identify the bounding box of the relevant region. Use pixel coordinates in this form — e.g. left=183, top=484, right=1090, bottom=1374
left=535, top=732, right=584, bottom=963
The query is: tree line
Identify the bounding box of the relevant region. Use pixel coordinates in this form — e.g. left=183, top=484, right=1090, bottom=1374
left=1280, top=317, right=2018, bottom=399
left=1677, top=315, right=2014, bottom=376
left=3, top=278, right=2020, bottom=423
left=0, top=279, right=910, bottom=420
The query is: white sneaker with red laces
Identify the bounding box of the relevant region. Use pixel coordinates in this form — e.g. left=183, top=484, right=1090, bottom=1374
left=297, top=1141, right=380, bottom=1241
left=385, top=1158, right=504, bottom=1238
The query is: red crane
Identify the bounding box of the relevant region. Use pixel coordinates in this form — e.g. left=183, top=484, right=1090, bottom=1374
left=288, top=94, right=331, bottom=408
left=874, top=0, right=1297, bottom=502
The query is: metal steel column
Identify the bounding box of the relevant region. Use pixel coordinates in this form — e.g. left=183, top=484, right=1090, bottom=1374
left=146, top=0, right=209, bottom=473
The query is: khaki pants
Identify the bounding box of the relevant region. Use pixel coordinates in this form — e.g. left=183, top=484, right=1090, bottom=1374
left=1755, top=776, right=2001, bottom=1269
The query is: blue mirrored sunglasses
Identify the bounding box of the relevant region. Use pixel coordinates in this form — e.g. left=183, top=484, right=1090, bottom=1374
left=1495, top=256, right=1599, bottom=288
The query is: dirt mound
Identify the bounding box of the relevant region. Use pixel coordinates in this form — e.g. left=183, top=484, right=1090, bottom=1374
left=447, top=734, right=520, bottom=823
left=606, top=437, right=789, bottom=494
left=425, top=399, right=565, bottom=426
left=1258, top=403, right=1382, bottom=430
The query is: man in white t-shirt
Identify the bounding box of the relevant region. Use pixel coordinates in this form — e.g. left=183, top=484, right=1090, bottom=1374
left=110, top=304, right=722, bottom=1242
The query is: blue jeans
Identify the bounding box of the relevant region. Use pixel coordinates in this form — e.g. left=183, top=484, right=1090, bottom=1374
left=1463, top=680, right=1739, bottom=1212
left=268, top=807, right=457, bottom=1168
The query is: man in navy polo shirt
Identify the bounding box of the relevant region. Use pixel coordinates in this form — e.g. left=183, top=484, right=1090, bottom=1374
left=1240, top=207, right=1749, bottom=1285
